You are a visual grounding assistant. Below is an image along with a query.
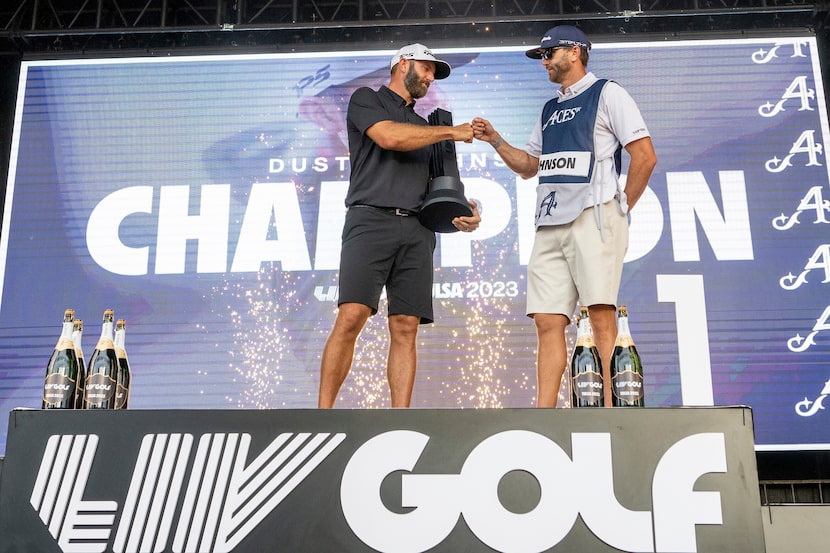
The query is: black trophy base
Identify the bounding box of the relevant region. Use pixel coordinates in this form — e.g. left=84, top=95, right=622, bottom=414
left=419, top=176, right=473, bottom=233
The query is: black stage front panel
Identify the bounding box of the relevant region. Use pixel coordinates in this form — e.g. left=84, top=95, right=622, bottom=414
left=0, top=407, right=764, bottom=552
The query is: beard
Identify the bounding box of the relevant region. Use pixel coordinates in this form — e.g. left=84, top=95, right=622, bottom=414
left=547, top=58, right=571, bottom=84
left=404, top=64, right=429, bottom=99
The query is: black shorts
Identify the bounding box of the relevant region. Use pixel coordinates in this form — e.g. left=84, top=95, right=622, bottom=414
left=338, top=206, right=436, bottom=324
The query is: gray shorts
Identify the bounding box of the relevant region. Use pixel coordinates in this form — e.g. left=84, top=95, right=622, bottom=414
left=526, top=201, right=628, bottom=317
left=338, top=206, right=436, bottom=324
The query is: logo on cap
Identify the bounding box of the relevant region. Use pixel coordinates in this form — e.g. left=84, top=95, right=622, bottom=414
left=391, top=43, right=451, bottom=79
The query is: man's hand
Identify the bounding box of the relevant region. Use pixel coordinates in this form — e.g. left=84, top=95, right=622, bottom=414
left=472, top=116, right=539, bottom=180
left=454, top=122, right=474, bottom=143
left=472, top=117, right=498, bottom=145
left=452, top=199, right=481, bottom=232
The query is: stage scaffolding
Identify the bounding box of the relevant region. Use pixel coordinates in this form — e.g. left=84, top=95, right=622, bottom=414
left=0, top=0, right=827, bottom=55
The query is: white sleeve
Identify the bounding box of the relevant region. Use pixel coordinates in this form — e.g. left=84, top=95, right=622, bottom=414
left=601, top=81, right=650, bottom=147
left=525, top=117, right=543, bottom=157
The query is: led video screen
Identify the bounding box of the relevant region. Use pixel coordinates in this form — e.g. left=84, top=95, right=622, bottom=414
left=1, top=35, right=828, bottom=453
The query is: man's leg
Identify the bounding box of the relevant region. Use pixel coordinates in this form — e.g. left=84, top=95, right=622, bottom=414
left=588, top=304, right=618, bottom=407
left=317, top=302, right=372, bottom=408
left=387, top=314, right=420, bottom=408
left=533, top=312, right=570, bottom=408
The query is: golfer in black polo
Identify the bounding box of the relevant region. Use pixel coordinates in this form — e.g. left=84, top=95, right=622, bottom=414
left=317, top=43, right=481, bottom=408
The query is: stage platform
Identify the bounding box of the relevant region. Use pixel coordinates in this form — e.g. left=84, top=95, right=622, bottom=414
left=0, top=407, right=765, bottom=552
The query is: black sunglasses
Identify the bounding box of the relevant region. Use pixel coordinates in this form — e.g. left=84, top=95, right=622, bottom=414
left=542, top=46, right=574, bottom=60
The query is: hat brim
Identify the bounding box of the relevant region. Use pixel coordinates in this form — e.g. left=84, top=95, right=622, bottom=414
left=432, top=60, right=451, bottom=80
left=525, top=48, right=545, bottom=59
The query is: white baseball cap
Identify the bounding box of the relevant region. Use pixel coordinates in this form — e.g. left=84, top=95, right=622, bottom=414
left=390, top=43, right=451, bottom=79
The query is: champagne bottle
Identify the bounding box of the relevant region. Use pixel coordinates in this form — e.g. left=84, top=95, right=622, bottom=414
left=42, top=309, right=81, bottom=409
left=114, top=319, right=132, bottom=410
left=570, top=307, right=604, bottom=407
left=610, top=306, right=644, bottom=407
left=72, top=319, right=86, bottom=410
left=84, top=309, right=119, bottom=409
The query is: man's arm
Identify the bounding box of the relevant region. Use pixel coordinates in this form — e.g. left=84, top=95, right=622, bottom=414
left=622, top=136, right=657, bottom=211
left=366, top=120, right=473, bottom=151
left=471, top=117, right=538, bottom=179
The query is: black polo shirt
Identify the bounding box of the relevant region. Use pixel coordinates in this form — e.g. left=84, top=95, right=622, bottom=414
left=344, top=85, right=432, bottom=212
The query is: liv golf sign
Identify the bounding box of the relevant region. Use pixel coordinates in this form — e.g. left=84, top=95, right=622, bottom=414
left=0, top=408, right=765, bottom=552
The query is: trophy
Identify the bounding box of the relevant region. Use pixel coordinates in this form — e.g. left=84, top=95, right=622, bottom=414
left=418, top=108, right=474, bottom=233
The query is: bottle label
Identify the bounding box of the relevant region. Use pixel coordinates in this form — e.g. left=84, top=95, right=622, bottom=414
left=56, top=337, right=75, bottom=350
left=611, top=366, right=644, bottom=403
left=614, top=336, right=634, bottom=348
left=572, top=369, right=603, bottom=403
left=115, top=384, right=129, bottom=409
left=43, top=372, right=76, bottom=406
left=84, top=372, right=116, bottom=407
left=576, top=335, right=597, bottom=348
left=95, top=338, right=115, bottom=350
